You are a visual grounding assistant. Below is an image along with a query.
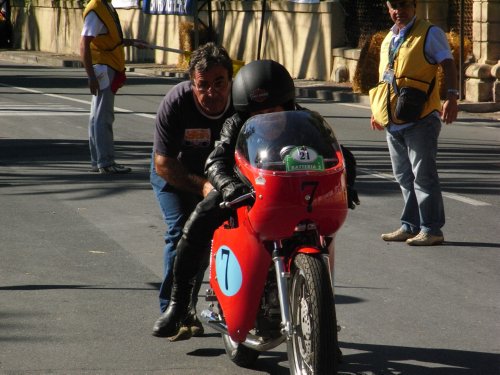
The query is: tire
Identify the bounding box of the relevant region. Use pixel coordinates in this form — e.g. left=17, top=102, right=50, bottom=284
left=287, top=253, right=338, bottom=375
left=222, top=333, right=260, bottom=368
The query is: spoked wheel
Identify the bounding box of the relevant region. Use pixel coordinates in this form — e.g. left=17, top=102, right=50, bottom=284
left=222, top=333, right=260, bottom=368
left=287, top=253, right=338, bottom=375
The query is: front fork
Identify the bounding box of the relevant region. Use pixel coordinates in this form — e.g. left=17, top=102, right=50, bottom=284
left=271, top=240, right=293, bottom=338
left=272, top=237, right=335, bottom=339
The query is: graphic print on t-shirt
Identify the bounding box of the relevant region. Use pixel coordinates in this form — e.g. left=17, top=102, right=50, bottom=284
left=183, top=128, right=211, bottom=147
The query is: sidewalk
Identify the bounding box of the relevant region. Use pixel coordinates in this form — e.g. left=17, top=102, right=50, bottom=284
left=1, top=48, right=499, bottom=114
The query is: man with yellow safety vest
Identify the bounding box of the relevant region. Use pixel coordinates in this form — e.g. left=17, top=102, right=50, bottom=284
left=80, top=0, right=148, bottom=174
left=369, top=0, right=458, bottom=246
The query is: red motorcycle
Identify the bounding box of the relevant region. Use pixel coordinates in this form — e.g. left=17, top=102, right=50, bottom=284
left=201, top=110, right=348, bottom=374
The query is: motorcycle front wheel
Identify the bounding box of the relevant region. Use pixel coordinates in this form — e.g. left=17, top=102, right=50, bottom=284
left=287, top=253, right=338, bottom=375
left=222, top=333, right=260, bottom=368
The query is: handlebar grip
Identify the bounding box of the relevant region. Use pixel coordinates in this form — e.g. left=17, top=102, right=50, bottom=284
left=219, top=191, right=255, bottom=209
left=219, top=201, right=230, bottom=209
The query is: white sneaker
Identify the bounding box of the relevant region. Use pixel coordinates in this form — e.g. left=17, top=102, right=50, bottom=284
left=406, top=232, right=444, bottom=246
left=99, top=164, right=132, bottom=174
left=381, top=228, right=417, bottom=242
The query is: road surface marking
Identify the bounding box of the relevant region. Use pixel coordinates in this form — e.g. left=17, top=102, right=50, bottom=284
left=358, top=167, right=491, bottom=207
left=0, top=83, right=156, bottom=119
left=0, top=103, right=88, bottom=116
left=339, top=103, right=370, bottom=109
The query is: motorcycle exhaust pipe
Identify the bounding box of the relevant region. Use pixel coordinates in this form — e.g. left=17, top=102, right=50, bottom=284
left=200, top=310, right=286, bottom=351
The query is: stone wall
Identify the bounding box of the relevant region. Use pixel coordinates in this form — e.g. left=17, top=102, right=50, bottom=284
left=7, top=0, right=499, bottom=101
left=331, top=0, right=499, bottom=103
left=466, top=0, right=500, bottom=102
left=8, top=0, right=345, bottom=80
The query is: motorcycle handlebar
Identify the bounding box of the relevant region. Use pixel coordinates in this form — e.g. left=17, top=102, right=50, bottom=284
left=219, top=191, right=255, bottom=209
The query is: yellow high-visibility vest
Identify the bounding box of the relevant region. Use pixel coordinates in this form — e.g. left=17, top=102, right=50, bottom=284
left=370, top=19, right=441, bottom=126
left=83, top=0, right=125, bottom=72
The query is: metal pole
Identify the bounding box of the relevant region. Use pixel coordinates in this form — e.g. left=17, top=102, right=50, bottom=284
left=257, top=0, right=266, bottom=60
left=459, top=0, right=464, bottom=100
left=207, top=0, right=213, bottom=41
left=193, top=0, right=199, bottom=49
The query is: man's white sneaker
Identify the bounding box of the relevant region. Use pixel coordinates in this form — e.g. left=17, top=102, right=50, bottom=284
left=99, top=164, right=132, bottom=174
left=406, top=232, right=444, bottom=246
left=381, top=228, right=417, bottom=242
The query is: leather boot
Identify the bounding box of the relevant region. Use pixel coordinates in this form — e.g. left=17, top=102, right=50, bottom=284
left=152, top=281, right=193, bottom=337
left=152, top=236, right=203, bottom=337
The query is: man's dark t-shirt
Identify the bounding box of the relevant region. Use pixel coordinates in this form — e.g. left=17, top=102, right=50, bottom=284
left=154, top=81, right=234, bottom=176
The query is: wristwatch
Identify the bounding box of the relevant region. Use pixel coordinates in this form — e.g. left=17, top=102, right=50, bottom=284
left=447, top=89, right=459, bottom=98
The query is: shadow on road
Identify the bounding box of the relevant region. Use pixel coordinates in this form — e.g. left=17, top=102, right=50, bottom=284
left=188, top=346, right=290, bottom=375
left=443, top=241, right=500, bottom=248
left=338, top=341, right=500, bottom=375
left=0, top=284, right=157, bottom=291
left=345, top=141, right=500, bottom=197
left=0, top=139, right=153, bottom=198
left=2, top=134, right=498, bottom=199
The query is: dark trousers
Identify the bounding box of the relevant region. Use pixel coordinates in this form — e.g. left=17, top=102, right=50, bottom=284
left=173, top=189, right=230, bottom=283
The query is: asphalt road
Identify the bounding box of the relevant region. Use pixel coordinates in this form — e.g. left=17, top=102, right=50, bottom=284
left=0, top=61, right=499, bottom=375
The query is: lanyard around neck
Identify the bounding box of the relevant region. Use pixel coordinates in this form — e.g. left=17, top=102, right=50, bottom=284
left=388, top=34, right=406, bottom=69
left=388, top=19, right=417, bottom=69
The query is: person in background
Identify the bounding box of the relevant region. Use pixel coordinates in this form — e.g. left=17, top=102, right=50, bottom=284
left=369, top=0, right=458, bottom=246
left=151, top=42, right=234, bottom=339
left=80, top=0, right=148, bottom=174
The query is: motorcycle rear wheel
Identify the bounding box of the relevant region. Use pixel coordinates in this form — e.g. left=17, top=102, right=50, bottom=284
left=288, top=253, right=338, bottom=375
left=222, top=333, right=260, bottom=368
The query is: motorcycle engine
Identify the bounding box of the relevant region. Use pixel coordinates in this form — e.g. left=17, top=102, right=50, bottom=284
left=255, top=268, right=282, bottom=336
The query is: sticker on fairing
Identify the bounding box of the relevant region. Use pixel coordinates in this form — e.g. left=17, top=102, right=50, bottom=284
left=215, top=246, right=243, bottom=296
left=284, top=146, right=325, bottom=172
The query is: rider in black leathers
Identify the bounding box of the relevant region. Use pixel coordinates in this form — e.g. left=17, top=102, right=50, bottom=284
left=152, top=59, right=359, bottom=338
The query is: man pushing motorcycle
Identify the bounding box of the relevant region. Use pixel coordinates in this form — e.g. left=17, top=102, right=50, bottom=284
left=152, top=59, right=359, bottom=340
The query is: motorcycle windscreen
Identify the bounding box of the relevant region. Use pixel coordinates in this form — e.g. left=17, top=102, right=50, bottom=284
left=210, top=211, right=272, bottom=343
left=234, top=110, right=348, bottom=238
left=235, top=110, right=341, bottom=172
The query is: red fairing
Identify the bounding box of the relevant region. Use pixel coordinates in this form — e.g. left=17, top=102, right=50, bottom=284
left=236, top=150, right=348, bottom=240
left=210, top=207, right=272, bottom=342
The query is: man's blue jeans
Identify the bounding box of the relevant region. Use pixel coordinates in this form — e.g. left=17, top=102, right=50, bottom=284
left=88, top=66, right=116, bottom=169
left=150, top=155, right=206, bottom=313
left=386, top=115, right=445, bottom=236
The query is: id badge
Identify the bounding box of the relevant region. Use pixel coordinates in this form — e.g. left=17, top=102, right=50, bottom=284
left=383, top=69, right=395, bottom=84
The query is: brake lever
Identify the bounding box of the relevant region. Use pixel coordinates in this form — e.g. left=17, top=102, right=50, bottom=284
left=219, top=191, right=255, bottom=209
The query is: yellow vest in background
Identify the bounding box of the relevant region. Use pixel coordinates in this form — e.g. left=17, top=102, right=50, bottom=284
left=83, top=0, right=125, bottom=72
left=370, top=19, right=442, bottom=126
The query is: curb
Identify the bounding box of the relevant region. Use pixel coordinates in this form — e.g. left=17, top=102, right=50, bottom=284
left=130, top=66, right=363, bottom=103
left=0, top=50, right=83, bottom=68
left=457, top=101, right=500, bottom=113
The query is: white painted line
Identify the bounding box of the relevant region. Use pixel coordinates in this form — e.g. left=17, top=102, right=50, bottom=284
left=0, top=112, right=88, bottom=116
left=358, top=167, right=491, bottom=207
left=115, top=109, right=156, bottom=119
left=390, top=359, right=467, bottom=369
left=0, top=83, right=156, bottom=119
left=2, top=84, right=92, bottom=106
left=358, top=168, right=394, bottom=181
left=442, top=192, right=491, bottom=206
left=0, top=102, right=88, bottom=116
left=338, top=103, right=370, bottom=109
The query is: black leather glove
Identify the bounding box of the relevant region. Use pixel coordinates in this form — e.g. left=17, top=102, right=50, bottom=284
left=222, top=181, right=250, bottom=203
left=347, top=186, right=360, bottom=210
